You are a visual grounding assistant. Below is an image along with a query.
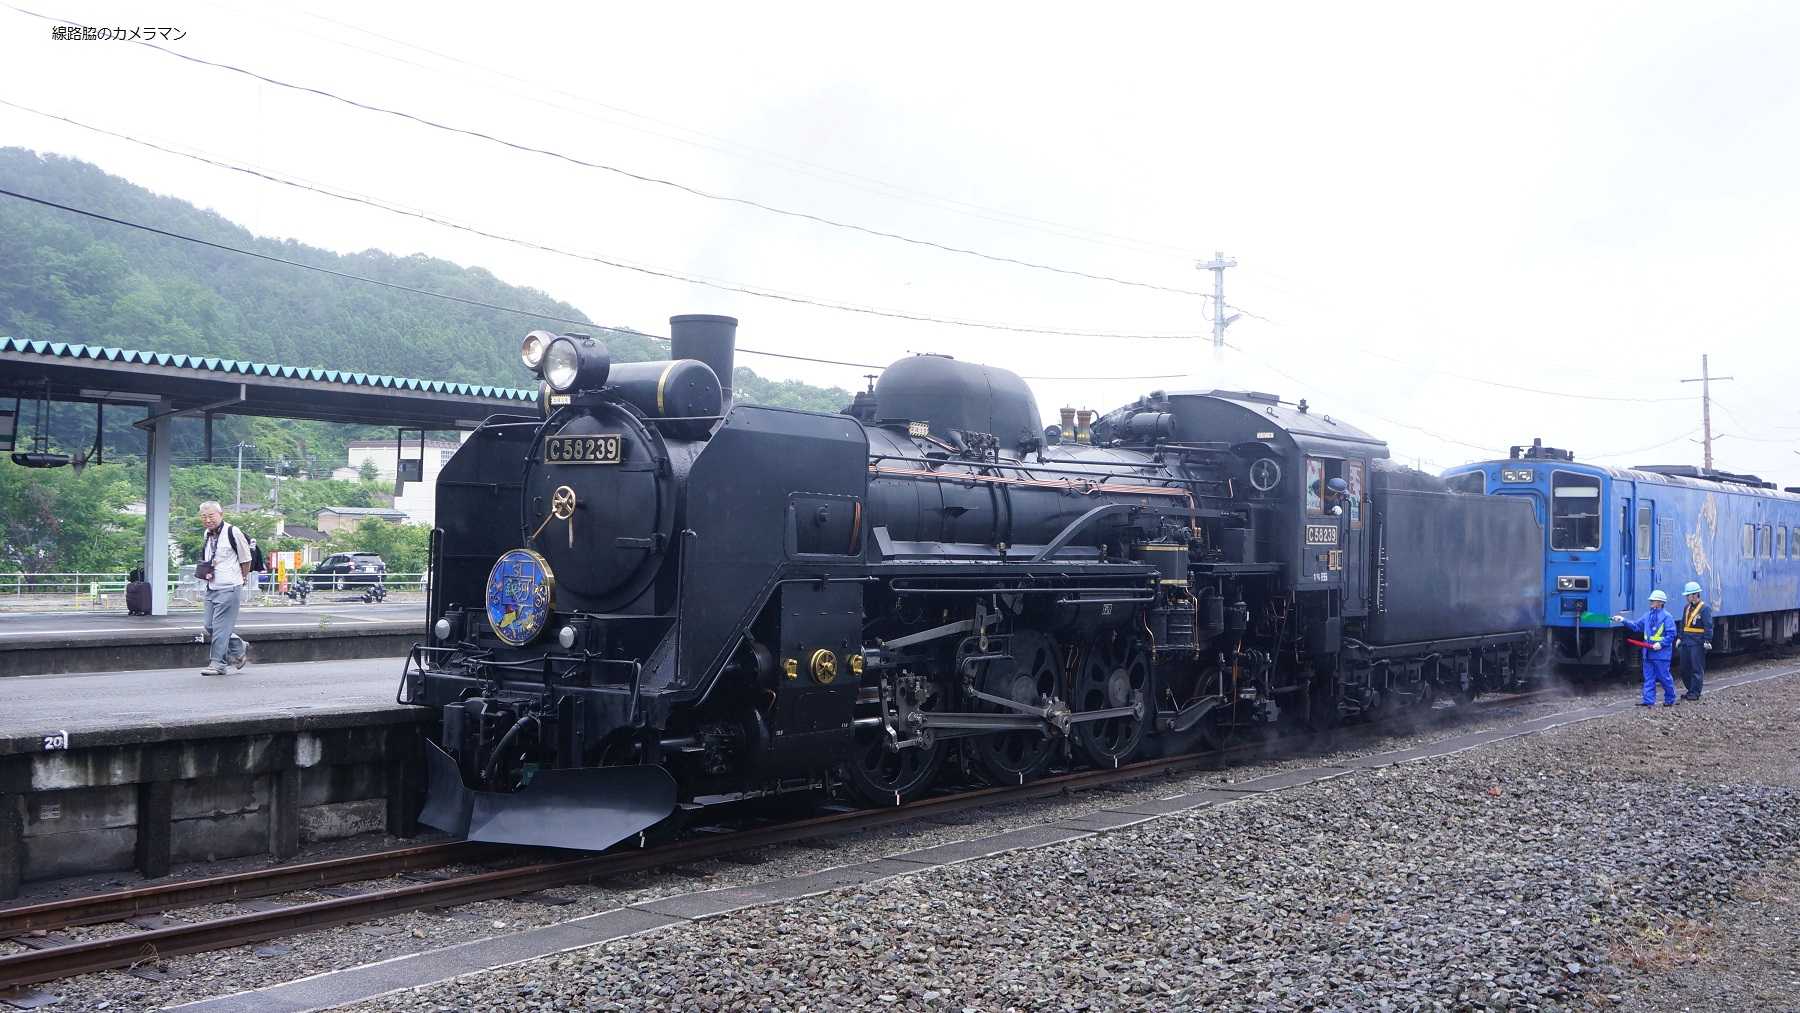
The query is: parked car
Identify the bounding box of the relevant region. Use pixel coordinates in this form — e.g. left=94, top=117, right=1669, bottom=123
left=311, top=552, right=388, bottom=589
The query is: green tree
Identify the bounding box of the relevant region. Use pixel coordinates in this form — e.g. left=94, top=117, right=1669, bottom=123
left=0, top=461, right=142, bottom=573
left=358, top=459, right=380, bottom=482
left=0, top=146, right=856, bottom=575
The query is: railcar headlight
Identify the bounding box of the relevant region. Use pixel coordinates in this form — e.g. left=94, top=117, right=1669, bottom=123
left=557, top=624, right=577, bottom=650
left=434, top=617, right=452, bottom=641
left=520, top=330, right=554, bottom=372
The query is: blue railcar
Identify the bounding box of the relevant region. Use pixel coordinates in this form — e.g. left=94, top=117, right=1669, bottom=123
left=1443, top=441, right=1800, bottom=667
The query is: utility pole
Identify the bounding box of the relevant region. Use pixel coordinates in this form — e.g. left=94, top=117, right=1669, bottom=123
left=268, top=461, right=286, bottom=508
left=1197, top=251, right=1240, bottom=358
left=1679, top=355, right=1734, bottom=471
left=232, top=442, right=254, bottom=509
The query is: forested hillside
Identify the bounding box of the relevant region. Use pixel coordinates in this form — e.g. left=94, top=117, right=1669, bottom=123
left=0, top=148, right=851, bottom=573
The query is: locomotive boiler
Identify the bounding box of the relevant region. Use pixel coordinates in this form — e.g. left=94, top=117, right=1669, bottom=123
left=406, top=314, right=1543, bottom=850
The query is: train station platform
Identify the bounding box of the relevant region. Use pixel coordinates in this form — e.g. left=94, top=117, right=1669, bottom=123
left=0, top=602, right=423, bottom=677
left=0, top=658, right=430, bottom=899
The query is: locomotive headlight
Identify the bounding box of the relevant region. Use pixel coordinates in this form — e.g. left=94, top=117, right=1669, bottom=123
left=543, top=338, right=582, bottom=391
left=433, top=617, right=452, bottom=641
left=557, top=624, right=577, bottom=650
left=520, top=330, right=554, bottom=372
left=542, top=333, right=611, bottom=393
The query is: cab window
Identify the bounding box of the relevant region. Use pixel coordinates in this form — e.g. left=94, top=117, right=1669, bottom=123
left=1344, top=460, right=1364, bottom=530
left=1549, top=471, right=1601, bottom=551
left=1305, top=458, right=1325, bottom=515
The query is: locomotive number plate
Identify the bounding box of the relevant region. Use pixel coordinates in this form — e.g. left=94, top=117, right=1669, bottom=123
left=546, top=433, right=623, bottom=464
left=1305, top=524, right=1338, bottom=545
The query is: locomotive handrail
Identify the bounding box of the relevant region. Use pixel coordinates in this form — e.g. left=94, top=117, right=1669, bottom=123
left=890, top=585, right=1152, bottom=596
left=1052, top=596, right=1156, bottom=606
left=1030, top=503, right=1139, bottom=562
left=867, top=452, right=1230, bottom=497
left=868, top=453, right=1168, bottom=477
left=884, top=572, right=1149, bottom=584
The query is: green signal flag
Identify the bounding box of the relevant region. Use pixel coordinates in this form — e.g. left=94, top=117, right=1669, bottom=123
left=1579, top=611, right=1614, bottom=625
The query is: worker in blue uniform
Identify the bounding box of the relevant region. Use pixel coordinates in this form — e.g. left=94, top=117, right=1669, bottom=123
left=1614, top=589, right=1678, bottom=707
left=1677, top=581, right=1713, bottom=700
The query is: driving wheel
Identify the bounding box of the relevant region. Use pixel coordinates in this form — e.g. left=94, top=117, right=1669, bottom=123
left=970, top=630, right=1062, bottom=784
left=842, top=677, right=946, bottom=806
left=1072, top=636, right=1149, bottom=767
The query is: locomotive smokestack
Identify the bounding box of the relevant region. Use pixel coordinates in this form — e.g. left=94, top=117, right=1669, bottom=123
left=670, top=314, right=738, bottom=409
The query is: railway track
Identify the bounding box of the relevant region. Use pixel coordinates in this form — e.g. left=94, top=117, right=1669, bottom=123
left=0, top=691, right=1546, bottom=989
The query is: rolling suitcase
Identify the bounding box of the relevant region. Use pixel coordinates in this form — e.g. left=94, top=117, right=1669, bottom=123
left=126, top=567, right=152, bottom=615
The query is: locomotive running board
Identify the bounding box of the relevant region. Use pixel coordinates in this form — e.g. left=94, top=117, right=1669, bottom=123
left=419, top=740, right=678, bottom=851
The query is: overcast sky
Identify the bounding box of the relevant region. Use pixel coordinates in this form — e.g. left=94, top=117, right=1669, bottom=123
left=3, top=1, right=1797, bottom=480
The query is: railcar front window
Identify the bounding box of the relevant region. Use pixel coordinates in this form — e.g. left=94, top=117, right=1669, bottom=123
left=1447, top=471, right=1485, bottom=494
left=1550, top=472, right=1601, bottom=551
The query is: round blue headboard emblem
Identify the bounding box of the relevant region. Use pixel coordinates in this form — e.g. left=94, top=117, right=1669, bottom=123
left=485, top=548, right=555, bottom=646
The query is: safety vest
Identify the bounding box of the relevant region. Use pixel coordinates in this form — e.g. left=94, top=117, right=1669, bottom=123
left=1683, top=600, right=1707, bottom=635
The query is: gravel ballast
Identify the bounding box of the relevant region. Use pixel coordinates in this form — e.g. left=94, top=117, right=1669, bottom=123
left=327, top=668, right=1800, bottom=1013
left=22, top=661, right=1796, bottom=1011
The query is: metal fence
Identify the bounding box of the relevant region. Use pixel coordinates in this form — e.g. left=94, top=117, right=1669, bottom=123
left=0, top=570, right=429, bottom=607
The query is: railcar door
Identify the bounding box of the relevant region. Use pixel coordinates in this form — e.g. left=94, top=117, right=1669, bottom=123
left=1635, top=497, right=1658, bottom=602
left=1620, top=492, right=1636, bottom=608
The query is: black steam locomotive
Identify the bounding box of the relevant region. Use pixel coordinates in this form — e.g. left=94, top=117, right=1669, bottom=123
left=405, top=315, right=1543, bottom=849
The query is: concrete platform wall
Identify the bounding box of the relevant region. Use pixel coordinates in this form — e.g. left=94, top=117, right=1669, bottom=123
left=0, top=720, right=426, bottom=898
left=0, top=629, right=417, bottom=677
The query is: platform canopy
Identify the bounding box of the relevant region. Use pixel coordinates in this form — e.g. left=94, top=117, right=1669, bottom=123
left=0, top=337, right=538, bottom=427
left=0, top=336, right=542, bottom=616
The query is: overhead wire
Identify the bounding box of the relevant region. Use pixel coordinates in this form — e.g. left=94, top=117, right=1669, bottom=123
left=1709, top=398, right=1797, bottom=443
left=1584, top=429, right=1703, bottom=460
left=1714, top=432, right=1796, bottom=445
left=1227, top=338, right=1721, bottom=465
left=1263, top=328, right=1698, bottom=404
left=0, top=187, right=1216, bottom=352
left=215, top=2, right=1201, bottom=259
left=1226, top=268, right=1698, bottom=405
left=2, top=102, right=1221, bottom=343
left=1219, top=341, right=1508, bottom=457
left=3, top=2, right=1212, bottom=299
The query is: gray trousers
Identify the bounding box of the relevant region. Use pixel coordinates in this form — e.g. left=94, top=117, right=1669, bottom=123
left=204, top=586, right=246, bottom=668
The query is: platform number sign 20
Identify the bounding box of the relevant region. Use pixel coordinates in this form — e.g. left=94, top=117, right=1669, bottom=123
left=42, top=729, right=69, bottom=751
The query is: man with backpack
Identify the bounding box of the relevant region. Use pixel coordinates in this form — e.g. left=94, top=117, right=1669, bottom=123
left=196, top=500, right=254, bottom=676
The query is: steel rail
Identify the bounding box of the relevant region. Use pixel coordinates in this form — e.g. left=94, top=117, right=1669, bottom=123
left=0, top=691, right=1545, bottom=989
left=0, top=842, right=499, bottom=938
